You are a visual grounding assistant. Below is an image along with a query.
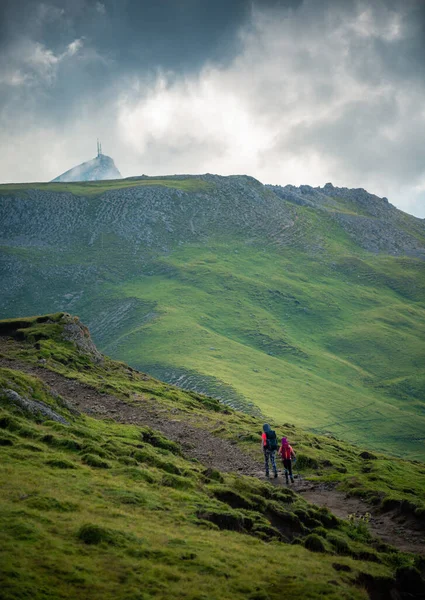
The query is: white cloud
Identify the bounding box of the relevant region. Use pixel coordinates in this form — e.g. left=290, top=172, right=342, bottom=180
left=66, top=39, right=84, bottom=57
left=110, top=1, right=425, bottom=216
left=0, top=37, right=85, bottom=88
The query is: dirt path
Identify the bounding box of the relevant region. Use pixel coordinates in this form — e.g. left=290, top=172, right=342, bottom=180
left=296, top=481, right=425, bottom=554
left=1, top=354, right=424, bottom=555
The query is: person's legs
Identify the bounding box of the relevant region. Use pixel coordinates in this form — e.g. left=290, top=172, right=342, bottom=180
left=264, top=449, right=270, bottom=477
left=270, top=451, right=278, bottom=477
left=288, top=459, right=294, bottom=483
left=283, top=459, right=290, bottom=483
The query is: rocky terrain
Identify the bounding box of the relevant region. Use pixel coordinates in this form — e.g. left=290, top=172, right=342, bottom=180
left=268, top=182, right=425, bottom=258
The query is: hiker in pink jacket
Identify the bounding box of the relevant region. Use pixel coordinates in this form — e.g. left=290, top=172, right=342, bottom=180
left=278, top=437, right=296, bottom=484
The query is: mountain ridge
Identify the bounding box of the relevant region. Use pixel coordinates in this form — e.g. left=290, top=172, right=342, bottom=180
left=0, top=174, right=424, bottom=461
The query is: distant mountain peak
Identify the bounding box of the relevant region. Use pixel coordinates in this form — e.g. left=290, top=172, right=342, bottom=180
left=52, top=151, right=122, bottom=183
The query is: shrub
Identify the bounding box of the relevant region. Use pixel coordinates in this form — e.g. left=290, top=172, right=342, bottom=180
left=296, top=454, right=319, bottom=469
left=0, top=436, right=13, bottom=446
left=140, top=427, right=181, bottom=454
left=46, top=458, right=76, bottom=469
left=41, top=434, right=81, bottom=451
left=202, top=467, right=224, bottom=483
left=304, top=534, right=326, bottom=553
left=80, top=442, right=111, bottom=458
left=313, top=526, right=328, bottom=538
left=317, top=506, right=338, bottom=528
left=112, top=491, right=147, bottom=506
left=212, top=488, right=256, bottom=511
left=81, top=453, right=111, bottom=469
left=328, top=533, right=351, bottom=555
left=162, top=473, right=194, bottom=490
left=196, top=509, right=249, bottom=532
left=0, top=415, right=22, bottom=432
left=359, top=451, right=377, bottom=460
left=132, top=449, right=182, bottom=475
left=26, top=496, right=77, bottom=512
left=77, top=524, right=114, bottom=545
left=121, top=467, right=157, bottom=484
left=118, top=456, right=138, bottom=466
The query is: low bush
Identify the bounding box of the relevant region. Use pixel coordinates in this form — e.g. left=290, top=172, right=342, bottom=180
left=132, top=448, right=182, bottom=475
left=296, top=454, right=319, bottom=469
left=140, top=427, right=182, bottom=455
left=41, top=434, right=81, bottom=451
left=0, top=436, right=13, bottom=446
left=77, top=524, right=115, bottom=545
left=162, top=473, right=194, bottom=490
left=45, top=458, right=76, bottom=469
left=25, top=496, right=78, bottom=512
left=81, top=453, right=111, bottom=469
left=196, top=509, right=251, bottom=533
left=304, top=534, right=326, bottom=553
left=202, top=467, right=224, bottom=483
left=327, top=533, right=351, bottom=555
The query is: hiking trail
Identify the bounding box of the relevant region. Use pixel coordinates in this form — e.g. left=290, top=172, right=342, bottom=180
left=0, top=352, right=424, bottom=556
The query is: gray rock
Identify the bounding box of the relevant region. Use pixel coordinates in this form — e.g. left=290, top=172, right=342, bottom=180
left=2, top=388, right=69, bottom=424
left=61, top=314, right=103, bottom=363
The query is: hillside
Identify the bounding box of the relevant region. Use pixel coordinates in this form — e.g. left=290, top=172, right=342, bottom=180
left=1, top=313, right=425, bottom=599
left=0, top=175, right=424, bottom=460
left=52, top=153, right=122, bottom=182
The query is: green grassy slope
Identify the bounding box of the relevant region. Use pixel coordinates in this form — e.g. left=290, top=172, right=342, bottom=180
left=1, top=313, right=424, bottom=599
left=0, top=176, right=424, bottom=461
left=107, top=240, right=425, bottom=461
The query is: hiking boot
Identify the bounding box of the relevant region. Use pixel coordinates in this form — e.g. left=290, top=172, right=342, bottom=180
left=274, top=472, right=278, bottom=478
left=285, top=475, right=289, bottom=484
left=265, top=473, right=270, bottom=478
left=290, top=477, right=294, bottom=483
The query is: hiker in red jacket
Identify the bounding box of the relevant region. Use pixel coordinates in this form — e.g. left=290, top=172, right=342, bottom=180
left=278, top=437, right=296, bottom=484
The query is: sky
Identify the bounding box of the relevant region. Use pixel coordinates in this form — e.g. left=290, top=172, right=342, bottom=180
left=0, top=0, right=424, bottom=217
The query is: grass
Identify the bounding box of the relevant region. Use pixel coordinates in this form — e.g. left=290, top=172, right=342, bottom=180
left=1, top=314, right=424, bottom=528
left=1, top=176, right=424, bottom=464
left=0, top=360, right=420, bottom=599
left=0, top=176, right=214, bottom=197
left=104, top=241, right=425, bottom=460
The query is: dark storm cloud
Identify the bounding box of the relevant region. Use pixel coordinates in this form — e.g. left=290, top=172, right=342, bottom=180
left=0, top=0, right=302, bottom=122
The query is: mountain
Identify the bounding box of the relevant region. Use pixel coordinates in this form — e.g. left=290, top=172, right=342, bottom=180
left=0, top=312, right=424, bottom=599
left=0, top=174, right=424, bottom=461
left=51, top=153, right=122, bottom=182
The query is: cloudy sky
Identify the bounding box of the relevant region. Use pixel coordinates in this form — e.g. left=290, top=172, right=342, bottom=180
left=1, top=0, right=424, bottom=217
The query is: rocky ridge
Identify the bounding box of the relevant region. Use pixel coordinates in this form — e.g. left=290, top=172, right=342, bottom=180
left=268, top=182, right=425, bottom=258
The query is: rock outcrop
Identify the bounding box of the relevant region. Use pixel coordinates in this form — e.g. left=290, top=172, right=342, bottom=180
left=268, top=182, right=425, bottom=258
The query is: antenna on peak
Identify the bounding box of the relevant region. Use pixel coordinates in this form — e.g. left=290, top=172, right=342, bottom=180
left=97, top=138, right=100, bottom=157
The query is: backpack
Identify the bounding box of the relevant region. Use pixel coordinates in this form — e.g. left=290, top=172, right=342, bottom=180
left=281, top=444, right=292, bottom=460
left=266, top=430, right=278, bottom=451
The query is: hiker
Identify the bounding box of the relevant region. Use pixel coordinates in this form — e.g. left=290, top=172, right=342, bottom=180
left=278, top=437, right=296, bottom=484
left=261, top=423, right=278, bottom=478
